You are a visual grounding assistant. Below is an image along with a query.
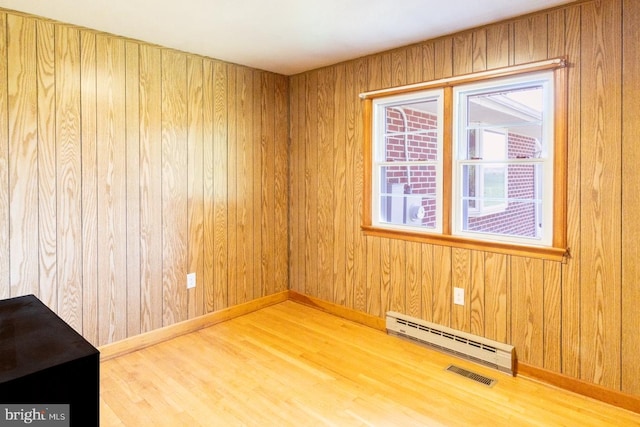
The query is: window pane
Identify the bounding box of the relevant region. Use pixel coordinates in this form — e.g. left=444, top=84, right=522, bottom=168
left=379, top=165, right=438, bottom=229
left=483, top=166, right=507, bottom=208
left=466, top=85, right=545, bottom=160
left=462, top=199, right=542, bottom=238
left=461, top=164, right=543, bottom=240
left=384, top=99, right=440, bottom=162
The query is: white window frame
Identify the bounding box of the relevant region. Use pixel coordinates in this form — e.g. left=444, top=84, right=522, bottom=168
left=452, top=71, right=555, bottom=247
left=371, top=89, right=444, bottom=234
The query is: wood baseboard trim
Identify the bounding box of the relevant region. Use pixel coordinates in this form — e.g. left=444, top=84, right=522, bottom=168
left=98, top=291, right=289, bottom=361
left=517, top=363, right=640, bottom=414
left=287, top=291, right=386, bottom=331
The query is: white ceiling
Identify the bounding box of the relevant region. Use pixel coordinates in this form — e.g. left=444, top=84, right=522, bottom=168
left=0, top=0, right=574, bottom=75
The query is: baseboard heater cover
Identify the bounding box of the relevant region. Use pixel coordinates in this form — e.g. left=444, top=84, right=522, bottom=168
left=386, top=311, right=515, bottom=375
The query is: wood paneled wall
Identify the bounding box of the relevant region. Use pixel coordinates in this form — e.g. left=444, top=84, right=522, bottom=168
left=0, top=10, right=289, bottom=346
left=289, top=0, right=640, bottom=397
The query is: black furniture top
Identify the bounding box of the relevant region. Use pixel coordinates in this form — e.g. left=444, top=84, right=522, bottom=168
left=0, top=294, right=99, bottom=383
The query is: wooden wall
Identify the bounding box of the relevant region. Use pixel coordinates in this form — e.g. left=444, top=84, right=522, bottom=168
left=0, top=9, right=289, bottom=346
left=289, top=0, right=640, bottom=397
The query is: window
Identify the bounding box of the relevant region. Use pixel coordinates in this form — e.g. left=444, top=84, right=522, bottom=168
left=362, top=59, right=567, bottom=260
left=453, top=72, right=554, bottom=246
left=372, top=90, right=444, bottom=233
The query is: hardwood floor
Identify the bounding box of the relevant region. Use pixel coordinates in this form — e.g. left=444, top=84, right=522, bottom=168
left=100, top=301, right=640, bottom=426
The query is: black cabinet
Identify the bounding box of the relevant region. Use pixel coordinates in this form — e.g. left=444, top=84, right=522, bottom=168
left=0, top=295, right=99, bottom=426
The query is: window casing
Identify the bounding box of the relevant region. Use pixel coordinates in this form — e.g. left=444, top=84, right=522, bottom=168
left=361, top=59, right=568, bottom=261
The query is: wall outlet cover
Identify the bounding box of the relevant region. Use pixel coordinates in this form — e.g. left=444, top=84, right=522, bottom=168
left=454, top=287, right=464, bottom=306
left=187, top=273, right=196, bottom=289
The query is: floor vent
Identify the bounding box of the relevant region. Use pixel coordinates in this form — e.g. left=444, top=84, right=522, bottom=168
left=446, top=364, right=497, bottom=387
left=386, top=311, right=515, bottom=375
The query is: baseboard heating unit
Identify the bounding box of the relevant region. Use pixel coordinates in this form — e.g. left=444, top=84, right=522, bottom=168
left=386, top=311, right=515, bottom=375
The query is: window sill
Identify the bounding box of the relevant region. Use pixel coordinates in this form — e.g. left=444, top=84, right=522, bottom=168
left=361, top=225, right=569, bottom=262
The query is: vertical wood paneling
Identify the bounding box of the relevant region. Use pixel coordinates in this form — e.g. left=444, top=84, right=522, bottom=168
left=561, top=3, right=582, bottom=380
left=511, top=257, right=544, bottom=366
left=434, top=38, right=453, bottom=79
left=2, top=9, right=288, bottom=349
left=288, top=74, right=303, bottom=293
left=294, top=73, right=307, bottom=295
left=547, top=8, right=566, bottom=58
left=469, top=251, right=485, bottom=337
left=380, top=237, right=391, bottom=315
left=202, top=60, right=215, bottom=312
left=36, top=20, right=56, bottom=310
left=352, top=58, right=367, bottom=313
left=97, top=35, right=127, bottom=344
left=125, top=41, right=141, bottom=337
left=381, top=52, right=392, bottom=88
left=514, top=14, right=548, bottom=63
left=622, top=0, right=640, bottom=396
left=305, top=70, right=319, bottom=298
left=252, top=70, right=262, bottom=300
left=453, top=33, right=473, bottom=75
left=420, top=244, right=434, bottom=322
left=274, top=75, right=289, bottom=293
left=389, top=239, right=405, bottom=313
left=55, top=25, right=82, bottom=331
left=432, top=246, right=452, bottom=327
left=161, top=49, right=188, bottom=325
left=580, top=0, right=622, bottom=390
left=333, top=64, right=347, bottom=305
left=235, top=67, right=253, bottom=304
left=543, top=261, right=562, bottom=372
left=345, top=59, right=362, bottom=309
left=406, top=45, right=422, bottom=84
left=80, top=30, right=98, bottom=344
left=213, top=61, right=228, bottom=311
left=317, top=68, right=334, bottom=302
left=139, top=44, right=163, bottom=333
left=261, top=72, right=275, bottom=297
left=406, top=241, right=421, bottom=318
left=391, top=50, right=406, bottom=86
left=187, top=56, right=204, bottom=318
left=0, top=13, right=8, bottom=300
left=486, top=23, right=511, bottom=69
left=226, top=64, right=237, bottom=307
left=472, top=30, right=487, bottom=72
left=452, top=248, right=471, bottom=332
left=367, top=236, right=382, bottom=317
left=8, top=15, right=38, bottom=297
left=421, top=42, right=435, bottom=81
left=484, top=252, right=509, bottom=342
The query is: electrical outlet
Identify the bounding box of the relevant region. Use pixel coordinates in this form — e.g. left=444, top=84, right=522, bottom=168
left=187, top=272, right=196, bottom=289
left=453, top=287, right=464, bottom=306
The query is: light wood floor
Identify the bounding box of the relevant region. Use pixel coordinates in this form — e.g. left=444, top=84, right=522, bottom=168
left=100, top=301, right=640, bottom=426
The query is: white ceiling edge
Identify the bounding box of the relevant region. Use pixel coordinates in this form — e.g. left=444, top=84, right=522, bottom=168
left=0, top=0, right=575, bottom=75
